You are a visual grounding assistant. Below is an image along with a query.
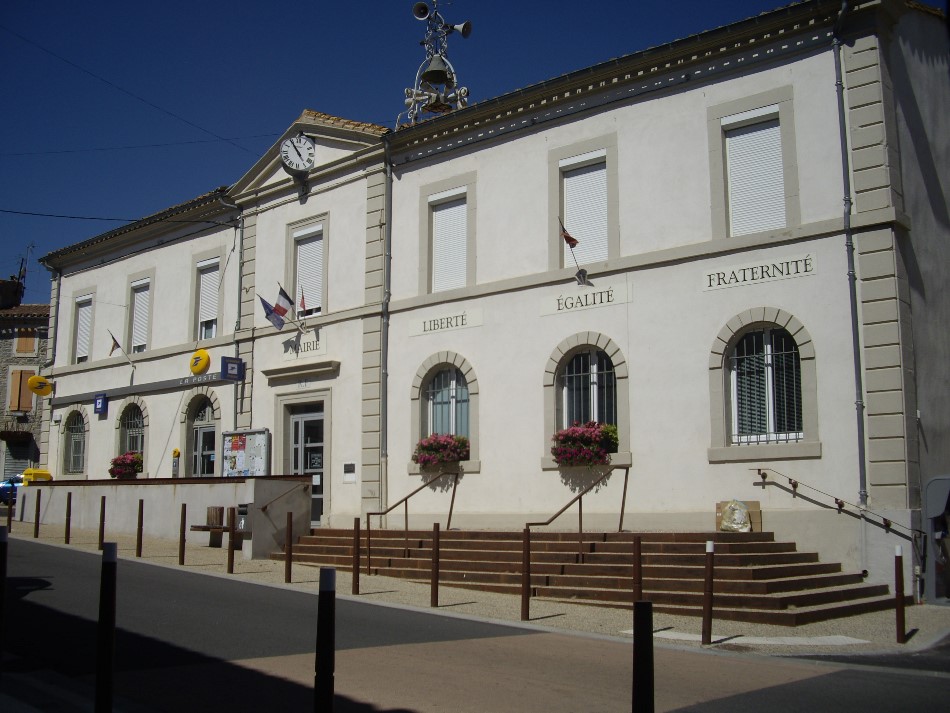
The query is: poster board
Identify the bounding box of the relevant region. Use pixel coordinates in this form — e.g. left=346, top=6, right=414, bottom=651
left=222, top=429, right=270, bottom=478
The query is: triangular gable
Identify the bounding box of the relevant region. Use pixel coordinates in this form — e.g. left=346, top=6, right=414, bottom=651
left=231, top=110, right=388, bottom=195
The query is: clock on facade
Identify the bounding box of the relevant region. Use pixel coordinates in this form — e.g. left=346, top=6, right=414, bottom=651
left=279, top=134, right=316, bottom=176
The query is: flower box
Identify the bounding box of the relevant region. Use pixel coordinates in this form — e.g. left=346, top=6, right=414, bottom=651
left=550, top=422, right=618, bottom=468
left=109, top=451, right=143, bottom=479
left=412, top=434, right=470, bottom=470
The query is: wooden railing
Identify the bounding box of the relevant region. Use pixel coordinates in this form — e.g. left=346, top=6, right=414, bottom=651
left=364, top=470, right=460, bottom=574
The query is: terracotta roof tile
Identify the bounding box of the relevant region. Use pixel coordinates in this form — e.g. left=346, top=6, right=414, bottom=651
left=299, top=109, right=389, bottom=136
left=0, top=304, right=49, bottom=320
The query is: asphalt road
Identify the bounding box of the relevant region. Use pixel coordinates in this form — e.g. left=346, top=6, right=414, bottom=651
left=3, top=539, right=949, bottom=712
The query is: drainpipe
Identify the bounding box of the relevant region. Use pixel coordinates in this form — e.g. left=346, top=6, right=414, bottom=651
left=218, top=195, right=244, bottom=431
left=833, top=3, right=870, bottom=569
left=380, top=134, right=394, bottom=513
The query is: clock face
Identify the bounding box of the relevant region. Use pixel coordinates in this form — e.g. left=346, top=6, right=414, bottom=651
left=280, top=135, right=316, bottom=174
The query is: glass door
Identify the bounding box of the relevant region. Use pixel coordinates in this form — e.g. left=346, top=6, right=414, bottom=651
left=192, top=426, right=216, bottom=477
left=291, top=405, right=324, bottom=524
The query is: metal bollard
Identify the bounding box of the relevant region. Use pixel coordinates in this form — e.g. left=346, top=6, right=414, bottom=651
left=521, top=527, right=531, bottom=621
left=632, top=600, right=655, bottom=713
left=227, top=507, right=236, bottom=574
left=315, top=568, right=336, bottom=712
left=33, top=489, right=41, bottom=538
left=351, top=517, right=360, bottom=595
left=5, top=490, right=11, bottom=533
left=95, top=543, right=118, bottom=713
left=135, top=499, right=144, bottom=558
left=431, top=522, right=440, bottom=608
left=895, top=545, right=906, bottom=644
left=701, top=540, right=714, bottom=645
left=633, top=535, right=643, bottom=602
left=98, top=496, right=106, bottom=551
left=178, top=503, right=187, bottom=566
left=0, top=526, right=7, bottom=681
left=65, top=492, right=72, bottom=544
left=285, top=512, right=294, bottom=584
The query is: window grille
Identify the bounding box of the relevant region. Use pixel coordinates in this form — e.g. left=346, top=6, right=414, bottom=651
left=559, top=349, right=616, bottom=427
left=425, top=368, right=469, bottom=437
left=65, top=413, right=85, bottom=474
left=731, top=328, right=802, bottom=444
left=121, top=405, right=145, bottom=454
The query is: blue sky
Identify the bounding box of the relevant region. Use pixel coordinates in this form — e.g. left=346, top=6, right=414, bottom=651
left=2, top=1, right=944, bottom=305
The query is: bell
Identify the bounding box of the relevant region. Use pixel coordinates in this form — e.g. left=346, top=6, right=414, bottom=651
left=420, top=54, right=450, bottom=85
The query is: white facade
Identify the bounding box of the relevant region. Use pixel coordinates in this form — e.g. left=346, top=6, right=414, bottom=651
left=39, top=1, right=949, bottom=585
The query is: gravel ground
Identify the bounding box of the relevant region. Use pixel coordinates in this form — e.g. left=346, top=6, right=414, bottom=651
left=7, top=523, right=950, bottom=658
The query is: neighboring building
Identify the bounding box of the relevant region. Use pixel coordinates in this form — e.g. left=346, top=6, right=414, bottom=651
left=39, top=1, right=948, bottom=584
left=0, top=277, right=50, bottom=479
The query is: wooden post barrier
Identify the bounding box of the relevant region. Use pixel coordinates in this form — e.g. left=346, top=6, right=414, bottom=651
left=431, top=522, right=440, bottom=608
left=98, top=496, right=106, bottom=551
left=352, top=517, right=360, bottom=595
left=5, top=491, right=11, bottom=533
left=701, top=540, right=714, bottom=645
left=227, top=507, right=236, bottom=574
left=95, top=543, right=118, bottom=713
left=65, top=492, right=72, bottom=544
left=178, top=503, right=187, bottom=566
left=895, top=545, right=906, bottom=644
left=135, top=499, right=144, bottom=558
left=33, top=489, right=41, bottom=539
left=315, top=568, right=336, bottom=712
left=632, top=600, right=655, bottom=713
left=285, top=512, right=294, bottom=584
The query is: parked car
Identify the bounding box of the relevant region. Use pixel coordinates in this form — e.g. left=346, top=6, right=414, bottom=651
left=0, top=473, right=23, bottom=505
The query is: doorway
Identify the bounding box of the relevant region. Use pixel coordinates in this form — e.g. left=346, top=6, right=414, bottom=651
left=190, top=398, right=216, bottom=477
left=290, top=403, right=325, bottom=524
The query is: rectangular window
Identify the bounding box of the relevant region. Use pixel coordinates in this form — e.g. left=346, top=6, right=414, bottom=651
left=561, top=150, right=608, bottom=266
left=74, top=297, right=92, bottom=363
left=15, top=328, right=36, bottom=354
left=723, top=108, right=785, bottom=237
left=7, top=369, right=34, bottom=412
left=731, top=329, right=803, bottom=444
left=430, top=187, right=467, bottom=293
left=130, top=279, right=150, bottom=353
left=196, top=260, right=219, bottom=340
left=293, top=223, right=323, bottom=317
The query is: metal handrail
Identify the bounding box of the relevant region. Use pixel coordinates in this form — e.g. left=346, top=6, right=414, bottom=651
left=754, top=467, right=925, bottom=539
left=365, top=470, right=460, bottom=574
left=526, top=466, right=630, bottom=558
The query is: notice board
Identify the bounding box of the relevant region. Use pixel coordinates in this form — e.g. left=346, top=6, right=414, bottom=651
left=222, top=429, right=270, bottom=478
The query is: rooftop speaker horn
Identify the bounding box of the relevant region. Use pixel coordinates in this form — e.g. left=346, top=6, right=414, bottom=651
left=412, top=2, right=430, bottom=20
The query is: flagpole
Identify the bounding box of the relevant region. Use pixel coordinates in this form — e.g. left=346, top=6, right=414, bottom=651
left=106, top=329, right=135, bottom=368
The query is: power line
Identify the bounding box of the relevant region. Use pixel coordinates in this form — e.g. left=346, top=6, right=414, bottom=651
left=0, top=134, right=280, bottom=158
left=0, top=208, right=236, bottom=227
left=0, top=23, right=255, bottom=155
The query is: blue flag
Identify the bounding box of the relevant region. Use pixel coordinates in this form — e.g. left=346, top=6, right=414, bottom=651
left=258, top=295, right=285, bottom=330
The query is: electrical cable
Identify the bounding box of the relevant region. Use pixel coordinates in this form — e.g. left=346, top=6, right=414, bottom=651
left=0, top=23, right=254, bottom=155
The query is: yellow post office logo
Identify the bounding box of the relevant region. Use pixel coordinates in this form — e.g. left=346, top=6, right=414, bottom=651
left=27, top=374, right=54, bottom=396
left=189, top=349, right=211, bottom=375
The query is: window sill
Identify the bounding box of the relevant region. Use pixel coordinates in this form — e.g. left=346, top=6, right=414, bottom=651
left=408, top=459, right=481, bottom=475
left=707, top=441, right=821, bottom=463
left=540, top=452, right=632, bottom=471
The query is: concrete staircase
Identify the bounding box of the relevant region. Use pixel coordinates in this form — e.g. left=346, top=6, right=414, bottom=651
left=274, top=528, right=897, bottom=626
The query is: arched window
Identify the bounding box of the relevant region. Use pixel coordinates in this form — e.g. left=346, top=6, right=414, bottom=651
left=424, top=367, right=469, bottom=437
left=557, top=348, right=617, bottom=428
left=64, top=412, right=86, bottom=475
left=730, top=327, right=802, bottom=444
left=708, top=308, right=820, bottom=462
left=120, top=404, right=145, bottom=453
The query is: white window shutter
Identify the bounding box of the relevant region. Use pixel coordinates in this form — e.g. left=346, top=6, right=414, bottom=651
left=198, top=264, right=219, bottom=324
left=294, top=225, right=323, bottom=313
left=431, top=197, right=467, bottom=292
left=726, top=119, right=785, bottom=236
left=75, top=299, right=92, bottom=360
left=563, top=162, right=608, bottom=265
left=131, top=283, right=150, bottom=349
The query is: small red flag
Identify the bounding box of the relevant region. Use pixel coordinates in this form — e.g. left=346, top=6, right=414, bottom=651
left=299, top=289, right=306, bottom=312
left=559, top=218, right=578, bottom=249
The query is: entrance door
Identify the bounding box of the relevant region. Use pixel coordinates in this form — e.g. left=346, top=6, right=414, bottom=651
left=291, top=404, right=324, bottom=524
left=192, top=426, right=216, bottom=477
